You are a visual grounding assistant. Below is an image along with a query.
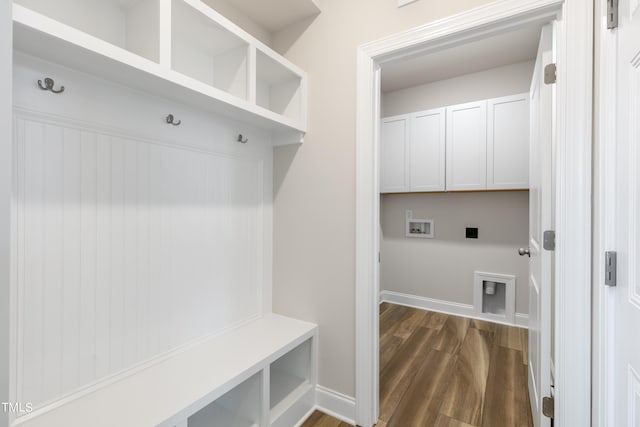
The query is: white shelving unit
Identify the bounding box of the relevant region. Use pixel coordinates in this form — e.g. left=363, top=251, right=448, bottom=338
left=269, top=339, right=312, bottom=416
left=171, top=0, right=249, bottom=100
left=11, top=314, right=317, bottom=427
left=12, top=0, right=307, bottom=142
left=188, top=373, right=261, bottom=427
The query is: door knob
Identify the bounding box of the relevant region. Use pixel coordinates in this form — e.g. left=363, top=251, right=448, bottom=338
left=518, top=247, right=531, bottom=257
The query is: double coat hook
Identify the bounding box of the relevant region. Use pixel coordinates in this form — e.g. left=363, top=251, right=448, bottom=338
left=166, top=114, right=181, bottom=126
left=38, top=77, right=64, bottom=94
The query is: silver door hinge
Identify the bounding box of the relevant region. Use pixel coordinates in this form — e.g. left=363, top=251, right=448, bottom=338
left=544, top=63, right=557, bottom=84
left=542, top=396, right=554, bottom=419
left=607, top=0, right=619, bottom=29
left=605, top=251, right=617, bottom=286
left=543, top=230, right=556, bottom=251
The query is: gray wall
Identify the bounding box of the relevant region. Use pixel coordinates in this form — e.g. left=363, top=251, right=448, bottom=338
left=380, top=192, right=530, bottom=315
left=382, top=60, right=535, bottom=117
left=271, top=0, right=498, bottom=398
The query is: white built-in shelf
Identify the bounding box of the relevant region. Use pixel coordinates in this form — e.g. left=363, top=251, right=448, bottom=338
left=188, top=372, right=261, bottom=427
left=202, top=0, right=321, bottom=33
left=269, top=338, right=313, bottom=421
left=12, top=0, right=307, bottom=143
left=12, top=314, right=317, bottom=427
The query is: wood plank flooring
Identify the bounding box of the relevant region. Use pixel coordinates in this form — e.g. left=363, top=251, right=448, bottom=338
left=301, top=303, right=533, bottom=427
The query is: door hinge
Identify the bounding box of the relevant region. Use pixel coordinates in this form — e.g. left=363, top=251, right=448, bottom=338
left=542, top=396, right=554, bottom=419
left=543, top=230, right=556, bottom=251
left=607, top=0, right=619, bottom=29
left=544, top=63, right=557, bottom=84
left=605, top=251, right=617, bottom=286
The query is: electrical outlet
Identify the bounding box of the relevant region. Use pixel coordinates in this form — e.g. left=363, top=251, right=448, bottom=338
left=466, top=227, right=478, bottom=239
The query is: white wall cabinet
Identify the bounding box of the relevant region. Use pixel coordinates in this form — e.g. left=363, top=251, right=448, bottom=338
left=445, top=100, right=487, bottom=191
left=380, top=114, right=410, bottom=193
left=380, top=94, right=528, bottom=193
left=410, top=108, right=446, bottom=192
left=487, top=93, right=530, bottom=189
left=380, top=109, right=445, bottom=193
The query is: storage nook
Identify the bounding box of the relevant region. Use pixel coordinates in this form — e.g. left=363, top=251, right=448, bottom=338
left=9, top=1, right=316, bottom=426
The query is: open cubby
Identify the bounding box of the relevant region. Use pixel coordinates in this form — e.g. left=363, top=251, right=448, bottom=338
left=171, top=0, right=249, bottom=100
left=14, top=0, right=161, bottom=62
left=256, top=50, right=302, bottom=121
left=187, top=373, right=261, bottom=427
left=269, top=339, right=312, bottom=414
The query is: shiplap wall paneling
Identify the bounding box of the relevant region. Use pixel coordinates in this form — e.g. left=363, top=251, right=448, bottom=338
left=15, top=114, right=264, bottom=409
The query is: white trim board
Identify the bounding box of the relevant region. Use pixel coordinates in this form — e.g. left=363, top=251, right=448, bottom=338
left=380, top=291, right=529, bottom=329
left=356, top=0, right=592, bottom=426
left=313, top=385, right=356, bottom=425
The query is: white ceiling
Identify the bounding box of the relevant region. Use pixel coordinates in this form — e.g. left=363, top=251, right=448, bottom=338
left=223, top=0, right=321, bottom=33
left=381, top=25, right=543, bottom=93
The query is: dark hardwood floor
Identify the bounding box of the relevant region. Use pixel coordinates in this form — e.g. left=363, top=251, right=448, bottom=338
left=301, top=303, right=533, bottom=427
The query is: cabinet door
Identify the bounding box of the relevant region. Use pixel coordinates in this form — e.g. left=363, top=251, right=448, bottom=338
left=446, top=101, right=487, bottom=191
left=380, top=115, right=410, bottom=193
left=410, top=108, right=446, bottom=192
left=487, top=93, right=529, bottom=189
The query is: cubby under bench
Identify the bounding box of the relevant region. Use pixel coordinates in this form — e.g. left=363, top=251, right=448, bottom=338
left=13, top=315, right=318, bottom=427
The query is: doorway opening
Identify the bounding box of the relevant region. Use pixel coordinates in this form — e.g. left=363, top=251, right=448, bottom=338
left=355, top=1, right=593, bottom=427
left=377, top=21, right=548, bottom=427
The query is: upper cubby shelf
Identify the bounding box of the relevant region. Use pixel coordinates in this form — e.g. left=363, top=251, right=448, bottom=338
left=12, top=0, right=307, bottom=143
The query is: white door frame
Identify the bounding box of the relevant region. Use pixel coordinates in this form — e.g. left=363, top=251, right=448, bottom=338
left=593, top=0, right=618, bottom=425
left=355, top=0, right=593, bottom=426
left=0, top=1, right=13, bottom=427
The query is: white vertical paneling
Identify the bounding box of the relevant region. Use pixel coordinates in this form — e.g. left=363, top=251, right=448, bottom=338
left=122, top=140, right=138, bottom=368
left=21, top=120, right=44, bottom=405
left=16, top=113, right=264, bottom=408
left=94, top=134, right=111, bottom=380
left=136, top=142, right=150, bottom=362
left=41, top=124, right=64, bottom=401
left=78, top=131, right=97, bottom=386
left=108, top=137, right=125, bottom=374
left=61, top=127, right=82, bottom=393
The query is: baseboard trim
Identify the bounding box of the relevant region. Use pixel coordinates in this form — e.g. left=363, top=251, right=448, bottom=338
left=314, top=385, right=356, bottom=425
left=515, top=312, right=529, bottom=328
left=380, top=290, right=528, bottom=329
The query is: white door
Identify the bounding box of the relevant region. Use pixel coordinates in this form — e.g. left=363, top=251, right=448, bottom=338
left=612, top=0, right=640, bottom=424
left=445, top=100, right=487, bottom=191
left=410, top=108, right=446, bottom=192
left=380, top=115, right=410, bottom=193
left=526, top=24, right=553, bottom=427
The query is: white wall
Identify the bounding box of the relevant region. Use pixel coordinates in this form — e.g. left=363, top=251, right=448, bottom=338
left=1, top=0, right=11, bottom=424
left=382, top=60, right=534, bottom=117
left=271, top=0, right=498, bottom=399
left=200, top=0, right=273, bottom=47
left=12, top=53, right=273, bottom=410
left=381, top=192, right=530, bottom=315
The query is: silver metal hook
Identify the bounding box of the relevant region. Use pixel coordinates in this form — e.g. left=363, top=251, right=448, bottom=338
left=166, top=114, right=181, bottom=126
left=38, top=77, right=64, bottom=94
left=237, top=134, right=248, bottom=144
